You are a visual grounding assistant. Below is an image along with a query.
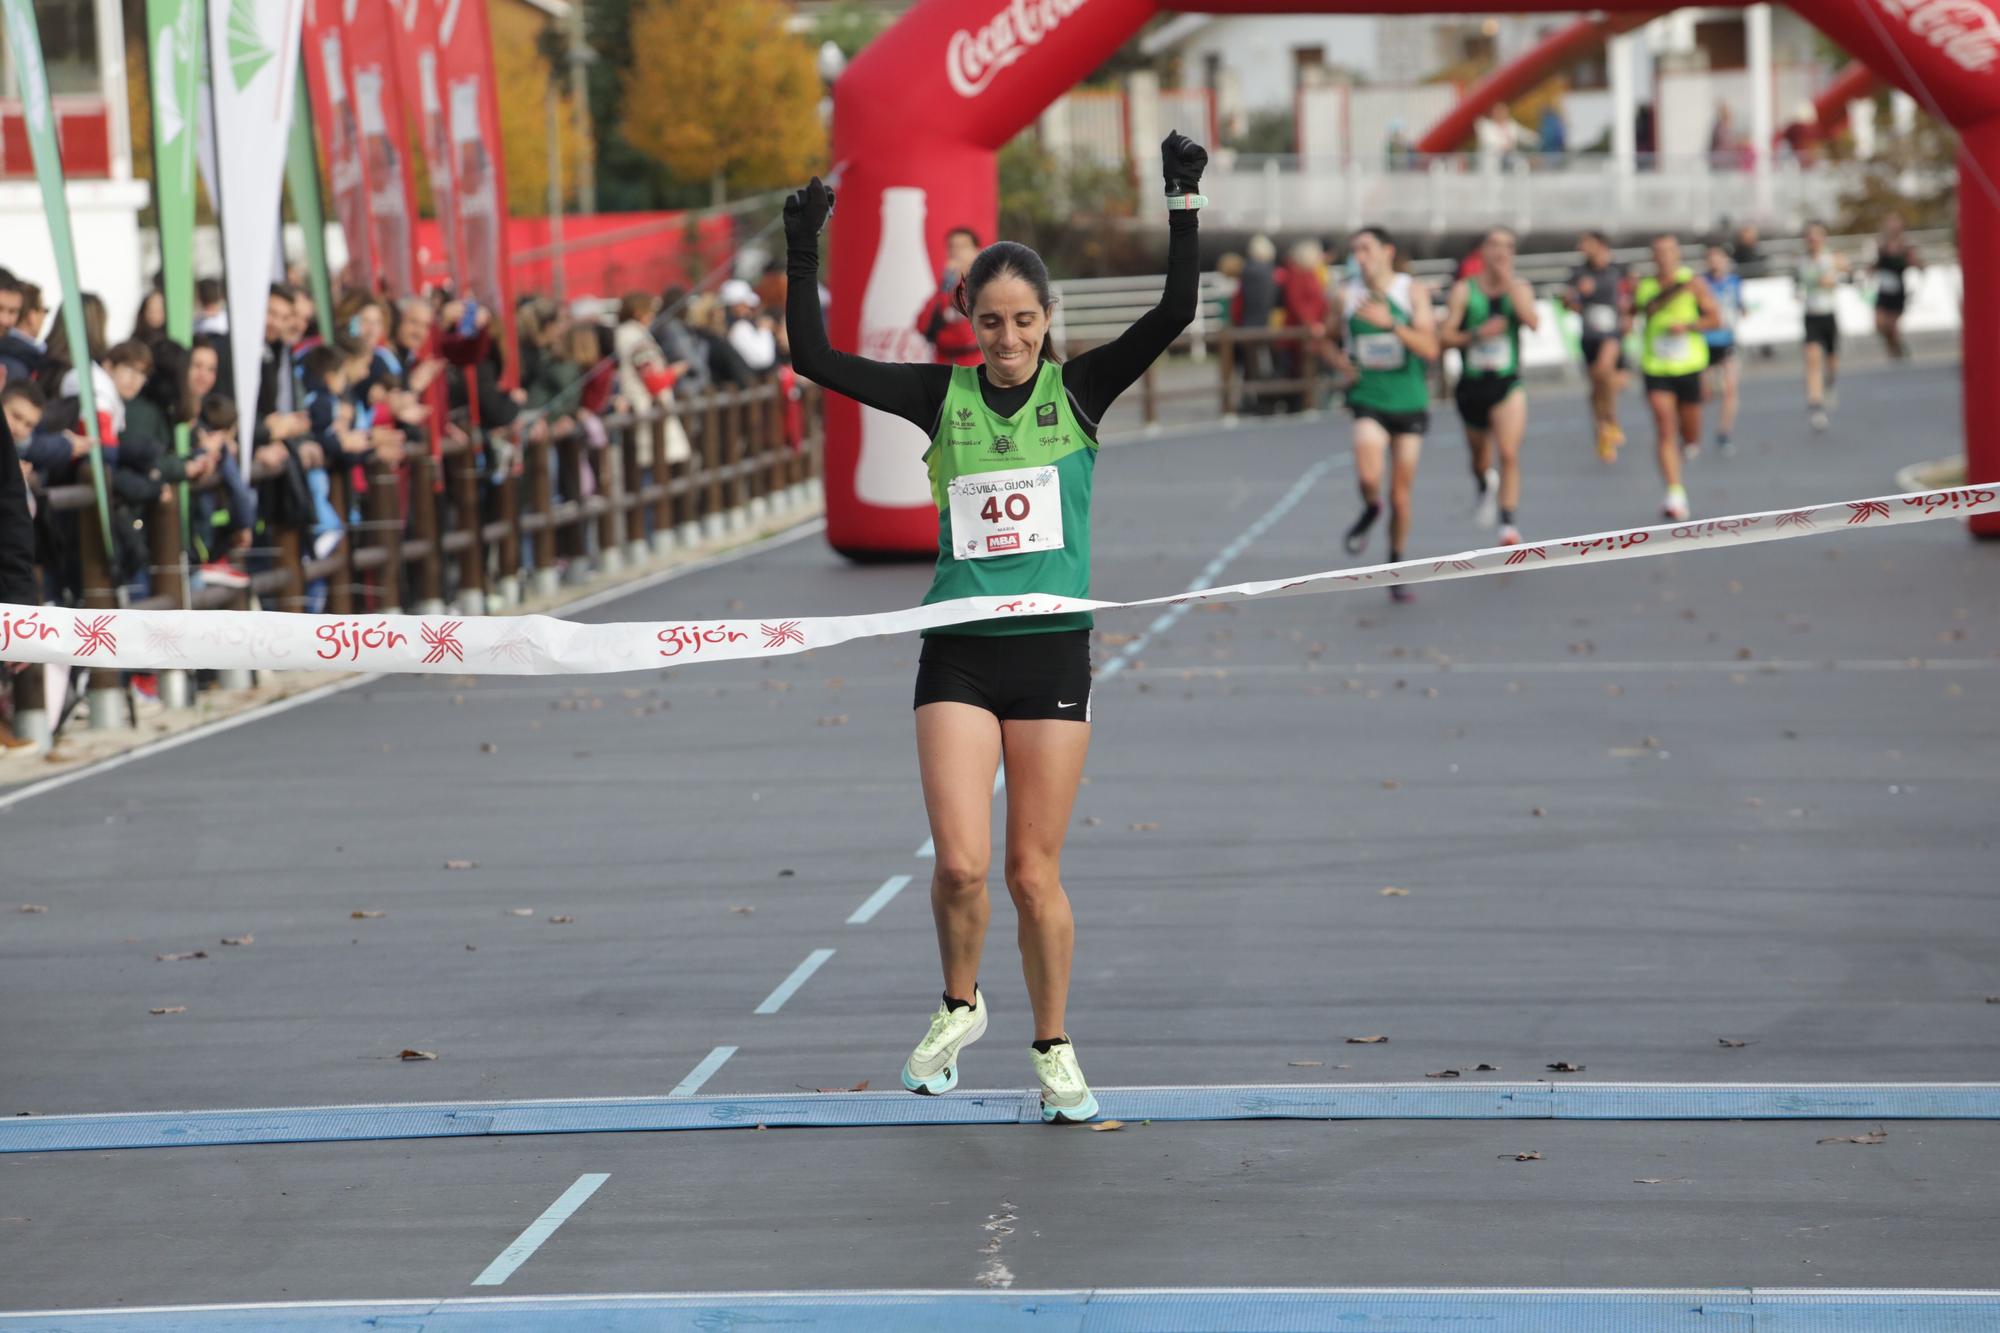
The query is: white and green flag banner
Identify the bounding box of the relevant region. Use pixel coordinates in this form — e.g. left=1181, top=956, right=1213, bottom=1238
left=2, top=0, right=114, bottom=555
left=147, top=0, right=203, bottom=552
left=207, top=0, right=307, bottom=470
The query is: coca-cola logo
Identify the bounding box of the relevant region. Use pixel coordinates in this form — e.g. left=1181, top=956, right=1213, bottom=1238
left=1876, top=0, right=2000, bottom=72
left=946, top=0, right=1091, bottom=99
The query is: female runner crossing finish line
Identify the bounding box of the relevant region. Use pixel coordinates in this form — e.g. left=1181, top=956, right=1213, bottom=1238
left=784, top=131, right=1207, bottom=1123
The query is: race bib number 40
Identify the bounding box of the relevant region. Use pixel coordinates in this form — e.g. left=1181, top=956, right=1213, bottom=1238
left=948, top=466, right=1064, bottom=560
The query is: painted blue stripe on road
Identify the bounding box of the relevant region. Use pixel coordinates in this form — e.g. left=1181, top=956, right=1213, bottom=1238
left=469, top=1173, right=609, bottom=1287
left=5, top=1288, right=1999, bottom=1331
left=667, top=1046, right=735, bottom=1099
left=848, top=875, right=912, bottom=925
left=753, top=948, right=835, bottom=1015
left=915, top=837, right=933, bottom=858
left=6, top=1083, right=1997, bottom=1154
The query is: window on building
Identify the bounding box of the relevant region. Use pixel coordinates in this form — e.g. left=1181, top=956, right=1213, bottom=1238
left=1694, top=18, right=1749, bottom=70
left=1293, top=45, right=1326, bottom=89
left=3, top=0, right=103, bottom=98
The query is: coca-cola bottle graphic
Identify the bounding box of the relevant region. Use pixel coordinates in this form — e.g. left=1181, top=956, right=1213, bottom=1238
left=855, top=187, right=940, bottom=507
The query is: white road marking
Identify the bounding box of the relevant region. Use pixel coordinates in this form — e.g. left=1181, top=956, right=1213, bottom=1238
left=469, top=1173, right=610, bottom=1287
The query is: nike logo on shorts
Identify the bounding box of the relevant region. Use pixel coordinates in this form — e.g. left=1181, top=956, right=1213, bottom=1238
left=1057, top=701, right=1078, bottom=709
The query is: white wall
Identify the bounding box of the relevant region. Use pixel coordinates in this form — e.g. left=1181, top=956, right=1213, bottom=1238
left=1174, top=16, right=1381, bottom=114
left=0, top=179, right=150, bottom=338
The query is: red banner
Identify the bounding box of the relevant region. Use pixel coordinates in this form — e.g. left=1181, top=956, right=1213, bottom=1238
left=414, top=212, right=735, bottom=302
left=435, top=0, right=516, bottom=385
left=300, top=0, right=376, bottom=291
left=341, top=0, right=423, bottom=298
left=390, top=0, right=460, bottom=292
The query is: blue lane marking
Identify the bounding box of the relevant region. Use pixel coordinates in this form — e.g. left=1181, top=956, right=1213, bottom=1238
left=667, top=1046, right=736, bottom=1098
left=915, top=837, right=933, bottom=858
left=6, top=1288, right=1999, bottom=1331
left=8, top=1083, right=1997, bottom=1154
left=848, top=875, right=912, bottom=925
left=753, top=948, right=835, bottom=1015
left=469, top=1173, right=609, bottom=1287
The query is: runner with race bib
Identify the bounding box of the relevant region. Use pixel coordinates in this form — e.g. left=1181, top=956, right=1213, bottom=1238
left=783, top=132, right=1208, bottom=1125
left=1564, top=229, right=1629, bottom=462
left=1330, top=225, right=1440, bottom=604
left=1797, top=220, right=1847, bottom=434
left=1871, top=210, right=1922, bottom=363
left=1444, top=227, right=1538, bottom=546
left=1633, top=233, right=1720, bottom=521
left=1702, top=242, right=1744, bottom=456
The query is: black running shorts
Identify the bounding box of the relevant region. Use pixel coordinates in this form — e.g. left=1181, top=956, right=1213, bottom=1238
left=1351, top=405, right=1430, bottom=437
left=1644, top=372, right=1704, bottom=405
left=915, top=629, right=1093, bottom=722
left=1804, top=314, right=1840, bottom=354
left=1454, top=375, right=1520, bottom=430
left=1580, top=333, right=1626, bottom=371
left=1707, top=341, right=1735, bottom=365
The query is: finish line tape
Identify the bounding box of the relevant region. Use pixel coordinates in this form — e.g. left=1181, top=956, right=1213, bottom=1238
left=2, top=484, right=1994, bottom=675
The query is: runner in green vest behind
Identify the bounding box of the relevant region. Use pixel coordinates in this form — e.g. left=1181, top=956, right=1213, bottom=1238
left=1633, top=233, right=1721, bottom=521
left=1330, top=225, right=1440, bottom=604
left=1443, top=227, right=1539, bottom=546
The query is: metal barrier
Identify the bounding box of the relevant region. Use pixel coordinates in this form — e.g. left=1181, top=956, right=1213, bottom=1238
left=27, top=375, right=822, bottom=727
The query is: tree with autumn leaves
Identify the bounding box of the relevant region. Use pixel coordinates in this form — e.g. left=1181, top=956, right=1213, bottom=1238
left=618, top=0, right=826, bottom=205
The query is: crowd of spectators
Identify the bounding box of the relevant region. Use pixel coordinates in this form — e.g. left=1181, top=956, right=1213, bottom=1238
left=0, top=255, right=804, bottom=751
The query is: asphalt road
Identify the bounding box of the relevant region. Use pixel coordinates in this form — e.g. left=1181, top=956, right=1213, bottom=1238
left=2, top=359, right=1996, bottom=1316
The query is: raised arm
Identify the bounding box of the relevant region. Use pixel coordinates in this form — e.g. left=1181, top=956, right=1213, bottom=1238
left=1513, top=277, right=1542, bottom=332
left=783, top=177, right=946, bottom=431
left=1438, top=281, right=1473, bottom=349
left=1062, top=132, right=1207, bottom=427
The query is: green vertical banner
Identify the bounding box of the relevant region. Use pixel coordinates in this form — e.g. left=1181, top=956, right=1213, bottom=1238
left=2, top=0, right=113, bottom=558
left=286, top=67, right=336, bottom=331
left=146, top=0, right=202, bottom=552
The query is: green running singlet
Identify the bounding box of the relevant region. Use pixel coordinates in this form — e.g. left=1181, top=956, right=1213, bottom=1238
left=1460, top=280, right=1522, bottom=379
left=921, top=361, right=1096, bottom=637
left=1344, top=273, right=1428, bottom=415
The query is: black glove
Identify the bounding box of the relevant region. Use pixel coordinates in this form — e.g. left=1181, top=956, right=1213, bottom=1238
left=1161, top=130, right=1208, bottom=196
left=783, top=176, right=836, bottom=248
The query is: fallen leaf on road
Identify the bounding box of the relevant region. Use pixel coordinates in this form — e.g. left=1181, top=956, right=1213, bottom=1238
left=731, top=906, right=756, bottom=915
left=155, top=950, right=208, bottom=962
left=548, top=915, right=575, bottom=924
left=1089, top=1120, right=1125, bottom=1131
left=1287, top=1060, right=1322, bottom=1067
left=1634, top=1177, right=1664, bottom=1185
left=1500, top=1150, right=1542, bottom=1161
left=1531, top=807, right=1548, bottom=818
left=1817, top=1130, right=1887, bottom=1145
left=398, top=1049, right=438, bottom=1062
left=480, top=742, right=499, bottom=754
left=1346, top=1035, right=1389, bottom=1044
left=778, top=869, right=796, bottom=877
left=1425, top=1069, right=1461, bottom=1079
left=1129, top=822, right=1159, bottom=831
left=18, top=905, right=47, bottom=914
left=351, top=910, right=386, bottom=919
left=148, top=1006, right=187, bottom=1015
left=507, top=908, right=534, bottom=917
left=817, top=715, right=849, bottom=727
left=1380, top=779, right=1401, bottom=790
left=445, top=859, right=478, bottom=871
left=1083, top=816, right=1101, bottom=827
left=1380, top=887, right=1410, bottom=897
left=1473, top=1063, right=1500, bottom=1072
left=220, top=934, right=253, bottom=946
left=1546, top=1061, right=1585, bottom=1072
left=1718, top=1038, right=1749, bottom=1048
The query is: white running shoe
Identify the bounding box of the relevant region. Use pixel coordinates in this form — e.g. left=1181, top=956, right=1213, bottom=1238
left=1031, top=1039, right=1101, bottom=1124
left=902, top=989, right=987, bottom=1095
left=1661, top=486, right=1691, bottom=521
left=1498, top=524, right=1522, bottom=546
left=1809, top=407, right=1830, bottom=434
left=1474, top=468, right=1500, bottom=527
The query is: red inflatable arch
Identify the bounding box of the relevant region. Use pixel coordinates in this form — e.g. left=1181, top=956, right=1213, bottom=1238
left=827, top=0, right=2000, bottom=555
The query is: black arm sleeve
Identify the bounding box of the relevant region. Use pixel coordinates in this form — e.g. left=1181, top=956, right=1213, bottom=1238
left=787, top=238, right=950, bottom=432
left=1061, top=211, right=1200, bottom=431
